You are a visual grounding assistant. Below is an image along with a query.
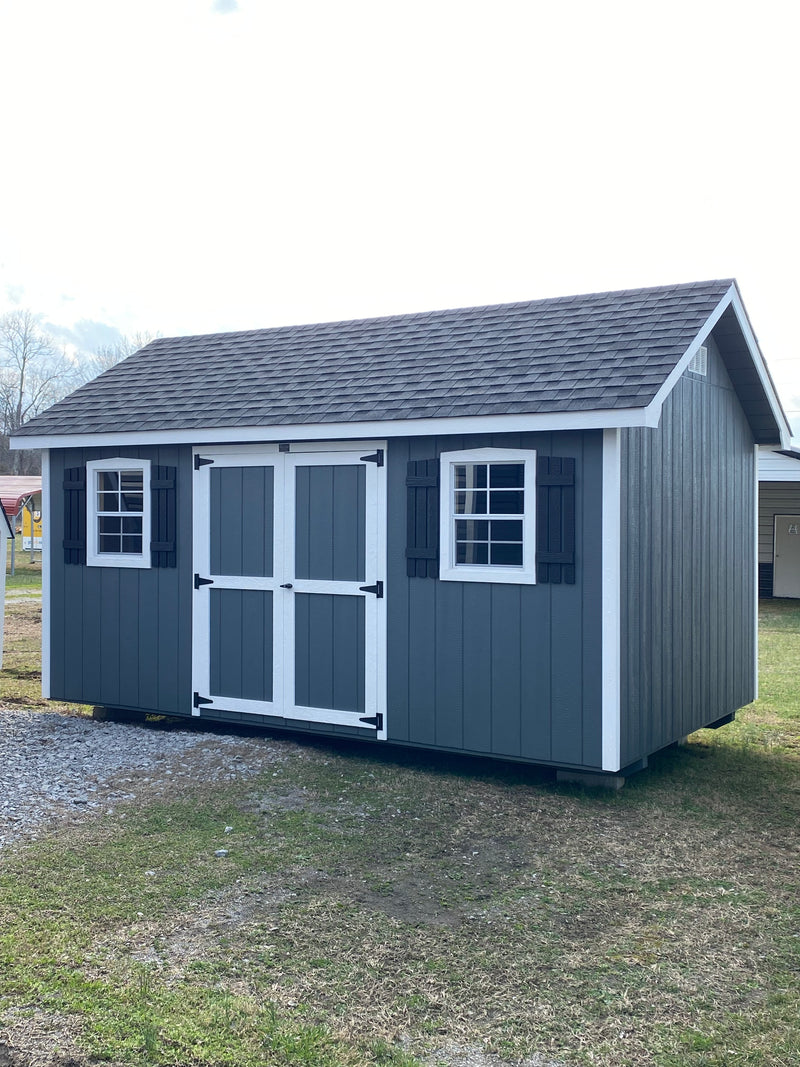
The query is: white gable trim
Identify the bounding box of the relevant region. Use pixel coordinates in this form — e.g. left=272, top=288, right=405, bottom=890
left=11, top=406, right=655, bottom=451
left=644, top=283, right=791, bottom=445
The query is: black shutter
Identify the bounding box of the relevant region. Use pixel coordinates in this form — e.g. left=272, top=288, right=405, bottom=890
left=150, top=466, right=177, bottom=568
left=536, top=456, right=575, bottom=584
left=63, top=466, right=87, bottom=565
left=405, top=459, right=439, bottom=578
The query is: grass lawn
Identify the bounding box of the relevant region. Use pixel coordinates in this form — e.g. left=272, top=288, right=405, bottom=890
left=0, top=596, right=798, bottom=1066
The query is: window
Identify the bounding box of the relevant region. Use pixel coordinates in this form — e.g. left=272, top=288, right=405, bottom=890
left=86, top=458, right=151, bottom=568
left=439, top=448, right=537, bottom=584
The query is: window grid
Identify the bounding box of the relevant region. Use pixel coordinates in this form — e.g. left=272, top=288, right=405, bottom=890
left=452, top=462, right=525, bottom=568
left=95, top=469, right=144, bottom=556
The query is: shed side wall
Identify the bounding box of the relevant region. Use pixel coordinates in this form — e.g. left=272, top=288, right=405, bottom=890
left=387, top=430, right=604, bottom=768
left=620, top=339, right=756, bottom=766
left=48, top=445, right=193, bottom=714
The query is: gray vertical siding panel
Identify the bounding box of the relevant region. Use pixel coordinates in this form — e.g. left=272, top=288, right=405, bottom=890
left=520, top=585, right=551, bottom=760
left=295, top=464, right=365, bottom=582
left=386, top=430, right=603, bottom=767
left=211, top=465, right=273, bottom=577
left=490, top=584, right=522, bottom=756
left=620, top=339, right=756, bottom=766
left=210, top=587, right=274, bottom=704
left=462, top=583, right=493, bottom=753
left=434, top=582, right=464, bottom=749
left=386, top=438, right=411, bottom=741
left=48, top=444, right=193, bottom=715
left=99, top=568, right=121, bottom=706
left=295, top=593, right=364, bottom=712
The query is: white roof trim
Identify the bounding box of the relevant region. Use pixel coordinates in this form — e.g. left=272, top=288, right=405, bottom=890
left=11, top=406, right=654, bottom=450
left=644, top=283, right=791, bottom=446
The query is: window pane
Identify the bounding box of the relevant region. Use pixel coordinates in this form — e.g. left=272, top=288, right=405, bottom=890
left=120, top=492, right=144, bottom=513
left=122, top=516, right=143, bottom=534
left=489, top=463, right=524, bottom=488
left=490, top=490, right=524, bottom=514
left=491, top=543, right=523, bottom=566
left=455, top=519, right=489, bottom=541
left=456, top=541, right=489, bottom=565
left=98, top=534, right=121, bottom=553
left=99, top=517, right=121, bottom=534
left=122, top=535, right=143, bottom=554
left=454, top=490, right=487, bottom=515
left=454, top=464, right=487, bottom=490
left=120, top=470, right=144, bottom=493
left=98, top=471, right=119, bottom=491
left=490, top=520, right=523, bottom=541
left=97, top=492, right=119, bottom=512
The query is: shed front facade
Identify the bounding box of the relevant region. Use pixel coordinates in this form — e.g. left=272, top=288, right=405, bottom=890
left=13, top=280, right=790, bottom=780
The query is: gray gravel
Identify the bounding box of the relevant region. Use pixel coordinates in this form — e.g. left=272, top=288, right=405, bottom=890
left=0, top=709, right=282, bottom=850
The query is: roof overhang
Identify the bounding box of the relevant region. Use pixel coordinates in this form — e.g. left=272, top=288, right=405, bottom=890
left=645, top=282, right=791, bottom=447
left=10, top=405, right=660, bottom=451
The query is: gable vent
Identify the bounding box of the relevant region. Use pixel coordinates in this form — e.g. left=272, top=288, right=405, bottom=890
left=688, top=344, right=708, bottom=376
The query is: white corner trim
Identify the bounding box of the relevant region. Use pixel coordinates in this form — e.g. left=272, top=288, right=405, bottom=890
left=644, top=284, right=792, bottom=445
left=753, top=444, right=759, bottom=700
left=10, top=406, right=654, bottom=452
left=601, top=428, right=622, bottom=772
left=41, top=450, right=51, bottom=697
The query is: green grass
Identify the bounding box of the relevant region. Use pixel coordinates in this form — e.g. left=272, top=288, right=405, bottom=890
left=5, top=533, right=42, bottom=590
left=0, top=599, right=799, bottom=1065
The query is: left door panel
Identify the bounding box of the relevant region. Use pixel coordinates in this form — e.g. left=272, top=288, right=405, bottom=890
left=193, top=450, right=284, bottom=717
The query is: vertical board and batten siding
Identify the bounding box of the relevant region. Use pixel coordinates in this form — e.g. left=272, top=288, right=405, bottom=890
left=620, top=338, right=756, bottom=767
left=386, top=431, right=604, bottom=768
left=49, top=445, right=193, bottom=714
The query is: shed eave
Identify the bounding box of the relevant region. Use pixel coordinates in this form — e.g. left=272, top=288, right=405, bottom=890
left=11, top=405, right=656, bottom=450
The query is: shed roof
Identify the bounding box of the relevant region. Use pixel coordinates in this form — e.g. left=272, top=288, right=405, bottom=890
left=11, top=279, right=789, bottom=446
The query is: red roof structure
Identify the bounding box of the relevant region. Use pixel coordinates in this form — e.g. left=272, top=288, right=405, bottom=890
left=0, top=476, right=42, bottom=516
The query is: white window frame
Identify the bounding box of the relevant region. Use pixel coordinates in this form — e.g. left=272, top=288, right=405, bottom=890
left=439, top=447, right=537, bottom=585
left=86, top=457, right=152, bottom=569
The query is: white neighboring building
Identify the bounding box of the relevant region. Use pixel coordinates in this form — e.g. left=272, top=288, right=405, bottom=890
left=759, top=445, right=800, bottom=598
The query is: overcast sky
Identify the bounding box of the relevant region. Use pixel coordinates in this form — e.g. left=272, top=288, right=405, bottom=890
left=1, top=0, right=798, bottom=428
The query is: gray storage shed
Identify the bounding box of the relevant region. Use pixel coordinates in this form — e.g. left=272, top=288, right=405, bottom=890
left=12, top=279, right=790, bottom=782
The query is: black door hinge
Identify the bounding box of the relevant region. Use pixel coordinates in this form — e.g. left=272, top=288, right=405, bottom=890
left=359, top=713, right=383, bottom=730
left=194, top=455, right=214, bottom=470
left=194, top=574, right=214, bottom=589
left=360, top=449, right=384, bottom=467
left=193, top=692, right=213, bottom=708
left=358, top=580, right=383, bottom=598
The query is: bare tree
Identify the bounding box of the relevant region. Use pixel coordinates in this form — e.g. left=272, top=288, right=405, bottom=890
left=77, top=330, right=160, bottom=384
left=0, top=310, right=78, bottom=473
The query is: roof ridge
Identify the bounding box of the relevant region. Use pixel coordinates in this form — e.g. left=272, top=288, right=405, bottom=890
left=144, top=279, right=735, bottom=348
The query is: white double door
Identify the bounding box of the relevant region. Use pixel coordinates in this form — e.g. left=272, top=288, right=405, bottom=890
left=191, top=443, right=387, bottom=736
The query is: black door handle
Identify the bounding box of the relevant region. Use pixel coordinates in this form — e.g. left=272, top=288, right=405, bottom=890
left=280, top=583, right=293, bottom=589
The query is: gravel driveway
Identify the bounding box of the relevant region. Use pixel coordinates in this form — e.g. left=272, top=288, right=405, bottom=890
left=0, top=708, right=285, bottom=851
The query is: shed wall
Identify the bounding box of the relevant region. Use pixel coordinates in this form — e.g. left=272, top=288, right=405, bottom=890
left=48, top=445, right=193, bottom=714
left=47, top=432, right=604, bottom=767
left=620, top=338, right=756, bottom=766
left=386, top=431, right=604, bottom=768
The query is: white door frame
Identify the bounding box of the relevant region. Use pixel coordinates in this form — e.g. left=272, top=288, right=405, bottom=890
left=191, top=442, right=387, bottom=737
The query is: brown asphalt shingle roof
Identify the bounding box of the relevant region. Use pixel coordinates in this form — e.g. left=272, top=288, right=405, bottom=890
left=14, top=279, right=734, bottom=437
